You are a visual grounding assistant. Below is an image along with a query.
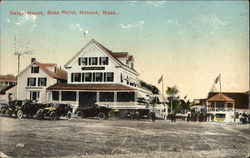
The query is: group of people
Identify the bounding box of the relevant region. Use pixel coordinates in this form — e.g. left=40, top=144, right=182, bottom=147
left=167, top=112, right=176, bottom=122
left=187, top=113, right=208, bottom=122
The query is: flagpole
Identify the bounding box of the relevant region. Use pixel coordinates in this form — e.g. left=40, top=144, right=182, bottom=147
left=220, top=73, right=221, bottom=92
left=162, top=75, right=164, bottom=96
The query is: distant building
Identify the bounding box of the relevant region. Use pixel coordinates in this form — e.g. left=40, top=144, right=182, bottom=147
left=0, top=74, right=17, bottom=102
left=17, top=58, right=67, bottom=103
left=206, top=92, right=249, bottom=122
left=0, top=74, right=17, bottom=86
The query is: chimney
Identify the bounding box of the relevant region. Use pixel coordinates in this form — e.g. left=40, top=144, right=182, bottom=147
left=31, top=58, right=36, bottom=63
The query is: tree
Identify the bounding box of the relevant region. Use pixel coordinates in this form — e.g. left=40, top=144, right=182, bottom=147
left=139, top=81, right=159, bottom=94
left=166, top=86, right=179, bottom=112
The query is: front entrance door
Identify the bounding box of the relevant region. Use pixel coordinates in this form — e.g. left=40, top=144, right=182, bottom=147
left=79, top=92, right=97, bottom=110
left=30, top=91, right=40, bottom=101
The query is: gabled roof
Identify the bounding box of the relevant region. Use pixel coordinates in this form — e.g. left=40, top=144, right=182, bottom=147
left=0, top=84, right=16, bottom=95
left=208, top=93, right=234, bottom=102
left=47, top=83, right=136, bottom=91
left=111, top=52, right=128, bottom=58
left=208, top=92, right=249, bottom=109
left=64, top=39, right=139, bottom=76
left=18, top=61, right=67, bottom=81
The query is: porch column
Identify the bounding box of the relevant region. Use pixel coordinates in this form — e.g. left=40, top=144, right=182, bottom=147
left=233, top=102, right=235, bottom=122
left=96, top=92, right=100, bottom=102
left=59, top=91, right=62, bottom=101
left=214, top=101, right=217, bottom=112
left=114, top=92, right=117, bottom=102
left=76, top=91, right=79, bottom=104
left=134, top=91, right=137, bottom=104
left=224, top=101, right=227, bottom=110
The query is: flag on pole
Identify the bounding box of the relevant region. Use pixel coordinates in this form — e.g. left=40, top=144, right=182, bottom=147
left=210, top=84, right=218, bottom=92
left=158, top=75, right=163, bottom=84
left=214, top=74, right=221, bottom=84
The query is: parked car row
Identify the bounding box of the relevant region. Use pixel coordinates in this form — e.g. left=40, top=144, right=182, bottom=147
left=0, top=100, right=72, bottom=120
left=0, top=100, right=112, bottom=120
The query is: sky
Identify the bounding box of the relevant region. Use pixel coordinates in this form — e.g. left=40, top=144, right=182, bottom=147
left=0, top=1, right=249, bottom=100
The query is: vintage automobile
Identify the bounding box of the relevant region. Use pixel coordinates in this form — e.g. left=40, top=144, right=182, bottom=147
left=6, top=100, right=46, bottom=119
left=36, top=103, right=73, bottom=120
left=75, top=104, right=111, bottom=120
left=0, top=102, right=9, bottom=114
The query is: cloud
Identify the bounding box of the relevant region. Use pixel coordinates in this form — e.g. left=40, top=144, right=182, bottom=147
left=120, top=20, right=145, bottom=29
left=71, top=23, right=88, bottom=35
left=70, top=23, right=88, bottom=40
left=14, top=11, right=37, bottom=32
left=147, top=1, right=166, bottom=7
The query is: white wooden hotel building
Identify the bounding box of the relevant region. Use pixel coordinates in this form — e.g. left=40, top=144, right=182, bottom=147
left=47, top=39, right=159, bottom=113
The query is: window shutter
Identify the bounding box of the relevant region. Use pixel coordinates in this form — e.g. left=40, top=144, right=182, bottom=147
left=99, top=57, right=102, bottom=65
left=93, top=73, right=95, bottom=82
left=89, top=58, right=91, bottom=65
left=111, top=73, right=114, bottom=82
left=106, top=57, right=109, bottom=65
left=104, top=73, right=106, bottom=82
left=27, top=78, right=30, bottom=86
left=78, top=58, right=81, bottom=65
left=71, top=73, right=74, bottom=82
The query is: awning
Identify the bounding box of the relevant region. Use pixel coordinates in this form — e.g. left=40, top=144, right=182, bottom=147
left=47, top=83, right=136, bottom=92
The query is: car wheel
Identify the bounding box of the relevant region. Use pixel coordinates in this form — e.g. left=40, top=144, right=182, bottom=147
left=76, top=111, right=84, bottom=118
left=36, top=109, right=44, bottom=120
left=6, top=109, right=12, bottom=117
left=50, top=112, right=57, bottom=120
left=1, top=108, right=7, bottom=114
left=66, top=112, right=72, bottom=120
left=98, top=112, right=106, bottom=120
left=17, top=110, right=23, bottom=119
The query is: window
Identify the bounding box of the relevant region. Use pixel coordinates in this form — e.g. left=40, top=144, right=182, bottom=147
left=78, top=57, right=88, bottom=65
left=117, top=92, right=135, bottom=102
left=31, top=66, right=39, bottom=73
left=100, top=92, right=114, bottom=102
left=85, top=73, right=92, bottom=82
left=89, top=57, right=98, bottom=65
left=95, top=72, right=103, bottom=82
left=62, top=91, right=76, bottom=101
left=27, top=78, right=36, bottom=86
left=38, top=78, right=47, bottom=86
left=72, top=73, right=81, bottom=82
left=106, top=72, right=114, bottom=82
left=82, top=57, right=88, bottom=65
left=52, top=91, right=59, bottom=101
left=30, top=91, right=39, bottom=100
left=99, top=57, right=109, bottom=65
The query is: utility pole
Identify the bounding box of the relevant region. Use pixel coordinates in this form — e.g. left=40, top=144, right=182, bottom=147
left=14, top=36, right=33, bottom=74
left=13, top=36, right=33, bottom=99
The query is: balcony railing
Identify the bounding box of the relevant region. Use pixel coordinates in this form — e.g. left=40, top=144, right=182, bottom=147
left=207, top=107, right=234, bottom=112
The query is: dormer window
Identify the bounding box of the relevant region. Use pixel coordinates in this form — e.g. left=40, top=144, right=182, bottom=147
left=31, top=66, right=39, bottom=73
left=89, top=57, right=98, bottom=65
left=99, top=57, right=109, bottom=65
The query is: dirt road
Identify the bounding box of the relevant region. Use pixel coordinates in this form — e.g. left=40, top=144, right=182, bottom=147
left=0, top=117, right=249, bottom=158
